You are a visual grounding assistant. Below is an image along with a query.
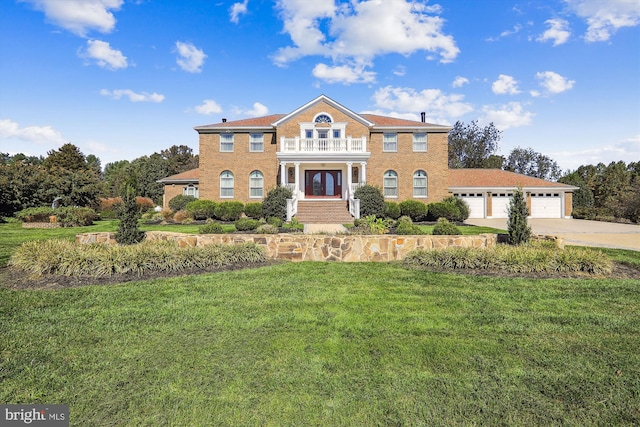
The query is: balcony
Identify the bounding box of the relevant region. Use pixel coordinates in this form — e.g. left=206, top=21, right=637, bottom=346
left=279, top=136, right=367, bottom=153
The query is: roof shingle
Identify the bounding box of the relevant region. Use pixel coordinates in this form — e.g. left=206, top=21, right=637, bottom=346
left=449, top=169, right=575, bottom=188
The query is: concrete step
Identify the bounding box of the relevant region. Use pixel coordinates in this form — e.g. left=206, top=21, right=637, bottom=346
left=296, top=200, right=354, bottom=224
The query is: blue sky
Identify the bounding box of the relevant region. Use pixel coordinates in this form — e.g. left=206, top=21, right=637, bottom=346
left=1, top=0, right=638, bottom=172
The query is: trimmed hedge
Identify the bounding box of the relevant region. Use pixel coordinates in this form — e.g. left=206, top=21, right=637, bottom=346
left=385, top=202, right=401, bottom=219
left=16, top=207, right=55, bottom=222
left=244, top=202, right=263, bottom=219
left=215, top=201, right=244, bottom=221
left=399, top=200, right=428, bottom=221
left=432, top=217, right=461, bottom=235
left=354, top=185, right=385, bottom=218
left=234, top=218, right=261, bottom=231
left=199, top=223, right=224, bottom=234
left=185, top=199, right=217, bottom=220
left=169, top=195, right=196, bottom=212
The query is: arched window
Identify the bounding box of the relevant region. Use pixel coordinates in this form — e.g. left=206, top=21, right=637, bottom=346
left=314, top=113, right=332, bottom=124
left=220, top=170, right=234, bottom=198
left=249, top=170, right=264, bottom=198
left=413, top=170, right=427, bottom=197
left=383, top=170, right=398, bottom=197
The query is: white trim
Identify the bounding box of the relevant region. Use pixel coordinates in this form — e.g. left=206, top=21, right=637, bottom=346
left=272, top=95, right=374, bottom=127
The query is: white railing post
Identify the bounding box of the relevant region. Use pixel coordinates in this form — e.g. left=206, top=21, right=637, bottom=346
left=362, top=136, right=366, bottom=152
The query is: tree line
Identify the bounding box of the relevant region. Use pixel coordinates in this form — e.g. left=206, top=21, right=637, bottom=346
left=0, top=143, right=198, bottom=216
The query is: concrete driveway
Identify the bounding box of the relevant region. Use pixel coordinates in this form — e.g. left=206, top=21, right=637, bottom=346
left=465, top=218, right=640, bottom=251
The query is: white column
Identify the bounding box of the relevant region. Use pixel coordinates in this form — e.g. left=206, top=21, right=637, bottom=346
left=360, top=161, right=367, bottom=184
left=280, top=162, right=286, bottom=186
left=294, top=162, right=300, bottom=198
left=346, top=162, right=353, bottom=197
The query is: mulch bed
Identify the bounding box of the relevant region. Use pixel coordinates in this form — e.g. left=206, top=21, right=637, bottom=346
left=1, top=261, right=638, bottom=291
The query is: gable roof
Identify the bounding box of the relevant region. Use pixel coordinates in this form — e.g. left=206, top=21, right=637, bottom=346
left=194, top=114, right=285, bottom=132
left=449, top=169, right=577, bottom=190
left=362, top=114, right=450, bottom=131
left=157, top=168, right=199, bottom=183
left=272, top=94, right=374, bottom=127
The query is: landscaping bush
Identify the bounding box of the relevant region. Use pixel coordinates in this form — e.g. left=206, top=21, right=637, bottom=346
left=55, top=206, right=97, bottom=227
left=115, top=185, right=145, bottom=245
left=185, top=199, right=217, bottom=220
left=432, top=217, right=461, bottom=235
left=135, top=197, right=155, bottom=212
left=427, top=201, right=460, bottom=222
left=354, top=185, right=385, bottom=218
left=244, top=202, right=263, bottom=219
left=267, top=217, right=283, bottom=227
left=396, top=215, right=423, bottom=235
left=350, top=215, right=389, bottom=235
left=9, top=240, right=266, bottom=277
left=399, top=200, right=428, bottom=221
left=234, top=218, right=261, bottom=231
left=199, top=223, right=224, bottom=234
left=443, top=196, right=470, bottom=221
left=385, top=202, right=401, bottom=219
left=101, top=197, right=155, bottom=213
left=262, top=186, right=293, bottom=221
left=100, top=209, right=117, bottom=220
left=168, top=195, right=196, bottom=212
left=16, top=207, right=54, bottom=222
left=173, top=210, right=190, bottom=223
left=256, top=224, right=279, bottom=234
left=215, top=201, right=245, bottom=221
left=508, top=188, right=531, bottom=245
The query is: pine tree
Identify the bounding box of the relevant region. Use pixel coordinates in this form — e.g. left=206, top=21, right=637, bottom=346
left=507, top=187, right=531, bottom=245
left=115, top=184, right=145, bottom=245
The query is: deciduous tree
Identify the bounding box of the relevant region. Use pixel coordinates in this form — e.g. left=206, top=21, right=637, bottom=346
left=448, top=121, right=502, bottom=169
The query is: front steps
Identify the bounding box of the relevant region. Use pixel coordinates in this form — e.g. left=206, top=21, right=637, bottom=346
left=295, top=200, right=354, bottom=224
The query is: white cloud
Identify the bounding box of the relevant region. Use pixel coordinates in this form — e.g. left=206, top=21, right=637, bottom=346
left=565, top=0, right=640, bottom=42
left=393, top=65, right=406, bottom=77
left=233, top=102, right=269, bottom=117
left=551, top=135, right=640, bottom=170
left=492, top=74, right=520, bottom=95
left=452, top=76, right=469, bottom=88
left=486, top=24, right=523, bottom=41
left=100, top=89, right=165, bottom=103
left=193, top=99, right=223, bottom=115
left=0, top=118, right=66, bottom=146
left=80, top=39, right=127, bottom=69
left=535, top=71, right=575, bottom=94
left=20, top=0, right=123, bottom=36
left=370, top=86, right=473, bottom=124
left=479, top=102, right=534, bottom=130
left=312, top=63, right=376, bottom=84
left=175, top=41, right=206, bottom=73
left=272, top=0, right=459, bottom=83
left=537, top=18, right=571, bottom=46
left=230, top=0, right=249, bottom=23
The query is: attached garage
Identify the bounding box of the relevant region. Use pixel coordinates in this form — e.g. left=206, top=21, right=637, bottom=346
left=454, top=193, right=485, bottom=218
left=490, top=193, right=512, bottom=218
left=530, top=193, right=562, bottom=218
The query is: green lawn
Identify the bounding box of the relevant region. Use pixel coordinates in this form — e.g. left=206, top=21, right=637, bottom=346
left=1, top=262, right=639, bottom=426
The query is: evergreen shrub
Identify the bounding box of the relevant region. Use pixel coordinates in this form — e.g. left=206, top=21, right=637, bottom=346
left=399, top=200, right=428, bottom=221
left=234, top=218, right=261, bottom=231
left=185, top=199, right=217, bottom=220
left=262, top=186, right=293, bottom=221
left=215, top=201, right=244, bottom=221
left=244, top=202, right=263, bottom=219
left=168, top=195, right=196, bottom=212
left=354, top=185, right=385, bottom=218
left=432, top=217, right=461, bottom=235
left=385, top=202, right=401, bottom=219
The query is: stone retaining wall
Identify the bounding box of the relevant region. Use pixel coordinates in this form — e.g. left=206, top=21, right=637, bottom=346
left=22, top=222, right=60, bottom=229
left=77, top=231, right=497, bottom=262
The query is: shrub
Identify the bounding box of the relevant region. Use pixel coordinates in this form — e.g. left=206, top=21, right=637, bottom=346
left=354, top=185, right=385, bottom=218
left=351, top=215, right=389, bottom=235
left=100, top=209, right=117, bottom=220
left=173, top=210, right=190, bottom=223
left=55, top=206, right=97, bottom=227
left=135, top=197, right=155, bottom=212
left=234, top=218, right=261, bottom=231
left=185, top=199, right=217, bottom=220
left=101, top=197, right=155, bottom=213
left=115, top=185, right=145, bottom=245
left=267, top=216, right=283, bottom=227
left=427, top=201, right=460, bottom=222
left=215, top=201, right=245, bottom=221
left=262, top=186, right=293, bottom=221
left=399, top=200, right=428, bottom=221
left=199, top=223, right=224, bottom=234
left=168, top=195, right=196, bottom=212
left=508, top=188, right=531, bottom=245
left=385, top=202, right=401, bottom=219
left=432, top=217, right=461, bottom=235
left=396, top=215, right=423, bottom=235
left=16, top=207, right=54, bottom=222
left=256, top=224, right=279, bottom=234
left=443, top=196, right=470, bottom=221
left=244, top=202, right=263, bottom=219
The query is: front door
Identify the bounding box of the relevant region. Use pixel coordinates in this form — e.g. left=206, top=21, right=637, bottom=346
left=305, top=170, right=342, bottom=198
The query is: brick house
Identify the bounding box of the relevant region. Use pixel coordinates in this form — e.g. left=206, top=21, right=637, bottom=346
left=159, top=95, right=576, bottom=221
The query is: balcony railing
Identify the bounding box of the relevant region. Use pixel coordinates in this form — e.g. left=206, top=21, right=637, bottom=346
left=280, top=137, right=367, bottom=153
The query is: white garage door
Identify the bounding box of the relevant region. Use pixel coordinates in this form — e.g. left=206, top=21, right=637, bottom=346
left=455, top=193, right=485, bottom=218
left=530, top=193, right=562, bottom=218
left=491, top=193, right=512, bottom=218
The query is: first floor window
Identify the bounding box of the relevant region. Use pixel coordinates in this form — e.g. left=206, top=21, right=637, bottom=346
left=183, top=185, right=199, bottom=198
left=383, top=170, right=398, bottom=197
left=250, top=133, right=264, bottom=152
left=383, top=133, right=397, bottom=152
left=413, top=170, right=427, bottom=197
left=249, top=170, right=264, bottom=198
left=220, top=133, right=234, bottom=152
left=220, top=170, right=234, bottom=198
left=413, top=133, right=427, bottom=152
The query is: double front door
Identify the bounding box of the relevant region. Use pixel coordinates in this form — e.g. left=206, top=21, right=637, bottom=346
left=305, top=170, right=342, bottom=198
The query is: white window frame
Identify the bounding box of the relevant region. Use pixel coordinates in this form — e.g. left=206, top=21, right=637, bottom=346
left=249, top=133, right=264, bottom=152
left=249, top=170, right=264, bottom=198
left=383, top=133, right=397, bottom=152
left=220, top=170, right=234, bottom=198
left=220, top=133, right=234, bottom=152
left=413, top=170, right=427, bottom=198
left=413, top=133, right=427, bottom=152
left=183, top=185, right=199, bottom=198
left=383, top=170, right=398, bottom=198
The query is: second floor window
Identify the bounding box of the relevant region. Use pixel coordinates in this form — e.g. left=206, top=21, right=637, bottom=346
left=383, top=133, right=397, bottom=152
left=220, top=134, right=234, bottom=152
left=413, top=133, right=427, bottom=152
left=250, top=133, right=264, bottom=152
